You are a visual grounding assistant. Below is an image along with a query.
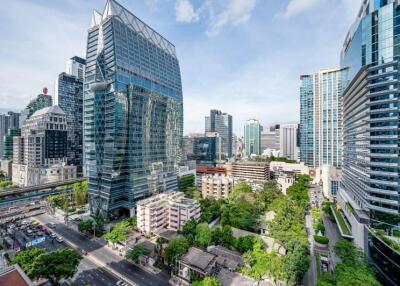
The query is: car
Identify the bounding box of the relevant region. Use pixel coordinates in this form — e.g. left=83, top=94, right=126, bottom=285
left=49, top=222, right=56, bottom=228
left=116, top=281, right=128, bottom=286
left=56, top=236, right=63, bottom=243
left=81, top=250, right=88, bottom=256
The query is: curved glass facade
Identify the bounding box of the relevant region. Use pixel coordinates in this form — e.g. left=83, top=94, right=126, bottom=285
left=84, top=0, right=183, bottom=215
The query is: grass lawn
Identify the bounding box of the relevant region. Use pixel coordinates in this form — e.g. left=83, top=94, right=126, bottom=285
left=332, top=207, right=351, bottom=235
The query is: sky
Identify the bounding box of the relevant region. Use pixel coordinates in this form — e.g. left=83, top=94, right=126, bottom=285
left=0, top=0, right=362, bottom=136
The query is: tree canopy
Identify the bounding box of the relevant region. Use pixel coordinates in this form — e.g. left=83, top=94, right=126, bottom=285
left=192, top=277, right=221, bottom=286
left=126, top=245, right=150, bottom=263
left=164, top=237, right=189, bottom=266
left=103, top=217, right=137, bottom=244
left=13, top=248, right=82, bottom=286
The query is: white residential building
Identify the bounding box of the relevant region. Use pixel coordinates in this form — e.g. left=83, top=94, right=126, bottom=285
left=279, top=124, right=298, bottom=161
left=137, top=192, right=201, bottom=236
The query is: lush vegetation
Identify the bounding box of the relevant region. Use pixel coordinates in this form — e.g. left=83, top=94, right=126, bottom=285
left=0, top=180, right=12, bottom=190
left=314, top=235, right=329, bottom=245
left=126, top=245, right=150, bottom=263
left=78, top=219, right=93, bottom=233
left=178, top=174, right=195, bottom=193
left=12, top=248, right=82, bottom=286
left=72, top=181, right=88, bottom=206
left=103, top=217, right=137, bottom=244
left=192, top=277, right=221, bottom=286
left=164, top=237, right=189, bottom=267
left=332, top=206, right=351, bottom=235
left=322, top=201, right=335, bottom=221
left=268, top=156, right=296, bottom=163
left=199, top=198, right=224, bottom=223
left=239, top=238, right=284, bottom=281
left=316, top=240, right=380, bottom=286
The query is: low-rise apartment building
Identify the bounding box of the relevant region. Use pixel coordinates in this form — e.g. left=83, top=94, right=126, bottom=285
left=201, top=174, right=234, bottom=199
left=137, top=192, right=201, bottom=236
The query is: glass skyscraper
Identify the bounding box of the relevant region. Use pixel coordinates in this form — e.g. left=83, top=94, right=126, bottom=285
left=299, top=68, right=348, bottom=167
left=84, top=0, right=183, bottom=216
left=339, top=1, right=400, bottom=284
left=55, top=57, right=86, bottom=174
left=244, top=119, right=262, bottom=156
left=205, top=109, right=233, bottom=159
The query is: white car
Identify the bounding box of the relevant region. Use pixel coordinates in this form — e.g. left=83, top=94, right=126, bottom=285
left=49, top=222, right=56, bottom=228
left=116, top=281, right=128, bottom=286
left=56, top=236, right=64, bottom=243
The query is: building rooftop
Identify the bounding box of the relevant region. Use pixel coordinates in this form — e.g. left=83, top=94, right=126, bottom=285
left=217, top=268, right=254, bottom=286
left=30, top=105, right=65, bottom=118
left=207, top=245, right=244, bottom=270
left=0, top=265, right=34, bottom=286
left=181, top=247, right=217, bottom=273
left=91, top=0, right=176, bottom=57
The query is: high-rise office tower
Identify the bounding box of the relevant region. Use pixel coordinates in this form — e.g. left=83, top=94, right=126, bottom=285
left=280, top=124, right=298, bottom=161
left=339, top=1, right=400, bottom=284
left=244, top=119, right=262, bottom=156
left=300, top=68, right=348, bottom=167
left=261, top=124, right=280, bottom=151
left=55, top=56, right=86, bottom=174
left=84, top=0, right=183, bottom=217
left=204, top=109, right=233, bottom=159
left=19, top=89, right=53, bottom=127
left=0, top=114, right=10, bottom=159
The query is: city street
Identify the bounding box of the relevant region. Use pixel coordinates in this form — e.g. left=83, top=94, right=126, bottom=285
left=35, top=214, right=170, bottom=286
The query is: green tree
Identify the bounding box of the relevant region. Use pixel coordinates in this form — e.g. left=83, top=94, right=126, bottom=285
left=78, top=219, right=93, bottom=233
left=178, top=174, right=195, bottom=193
left=192, top=276, right=221, bottom=286
left=126, top=245, right=149, bottom=263
left=282, top=239, right=310, bottom=285
left=0, top=180, right=12, bottom=190
left=104, top=218, right=136, bottom=244
left=72, top=181, right=88, bottom=206
left=220, top=225, right=234, bottom=247
left=221, top=199, right=260, bottom=231
left=164, top=237, right=189, bottom=266
left=0, top=170, right=5, bottom=181
left=229, top=182, right=252, bottom=202
left=181, top=218, right=197, bottom=245
left=195, top=223, right=212, bottom=247
left=234, top=235, right=255, bottom=253
left=335, top=264, right=380, bottom=286
left=200, top=198, right=224, bottom=223
left=11, top=248, right=45, bottom=274
left=29, top=248, right=82, bottom=286
left=91, top=210, right=106, bottom=235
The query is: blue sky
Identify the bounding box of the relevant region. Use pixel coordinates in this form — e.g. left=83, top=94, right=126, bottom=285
left=0, top=0, right=362, bottom=136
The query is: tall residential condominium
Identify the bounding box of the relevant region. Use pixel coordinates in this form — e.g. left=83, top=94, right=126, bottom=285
left=338, top=1, right=400, bottom=284
left=279, top=123, right=298, bottom=161
left=55, top=56, right=86, bottom=174
left=19, top=89, right=53, bottom=127
left=84, top=0, right=183, bottom=217
left=299, top=68, right=348, bottom=167
left=0, top=112, right=20, bottom=159
left=244, top=119, right=262, bottom=156
left=205, top=109, right=233, bottom=159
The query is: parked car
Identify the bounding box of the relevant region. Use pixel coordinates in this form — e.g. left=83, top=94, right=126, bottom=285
left=49, top=222, right=56, bottom=228
left=50, top=233, right=57, bottom=238
left=116, top=281, right=128, bottom=286
left=56, top=236, right=63, bottom=243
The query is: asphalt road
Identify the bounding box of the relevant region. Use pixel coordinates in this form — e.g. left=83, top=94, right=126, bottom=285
left=35, top=214, right=170, bottom=286
left=323, top=213, right=342, bottom=270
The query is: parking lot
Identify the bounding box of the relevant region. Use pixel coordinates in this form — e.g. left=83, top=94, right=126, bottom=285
left=0, top=217, right=67, bottom=253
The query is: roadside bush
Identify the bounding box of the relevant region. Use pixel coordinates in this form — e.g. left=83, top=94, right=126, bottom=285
left=314, top=235, right=329, bottom=245
left=313, top=222, right=325, bottom=233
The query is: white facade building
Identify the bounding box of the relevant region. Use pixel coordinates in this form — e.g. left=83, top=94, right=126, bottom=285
left=279, top=124, right=298, bottom=161
left=137, top=192, right=201, bottom=236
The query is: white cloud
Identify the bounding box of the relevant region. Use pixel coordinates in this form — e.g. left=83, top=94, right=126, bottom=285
left=206, top=0, right=258, bottom=36
left=281, top=0, right=322, bottom=19
left=175, top=0, right=199, bottom=23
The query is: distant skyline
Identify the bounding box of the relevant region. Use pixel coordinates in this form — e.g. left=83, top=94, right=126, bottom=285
left=0, top=0, right=362, bottom=136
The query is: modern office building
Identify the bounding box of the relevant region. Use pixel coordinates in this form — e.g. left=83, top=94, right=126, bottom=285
left=300, top=68, right=348, bottom=167
left=84, top=0, right=183, bottom=217
left=261, top=124, right=280, bottom=151
left=279, top=124, right=298, bottom=161
left=12, top=106, right=76, bottom=186
left=66, top=56, right=86, bottom=80
left=0, top=114, right=10, bottom=159
left=0, top=112, right=20, bottom=160
left=55, top=56, right=86, bottom=173
left=136, top=192, right=200, bottom=235
left=338, top=1, right=400, bottom=285
left=201, top=174, right=234, bottom=199
left=205, top=110, right=233, bottom=159
left=3, top=128, right=21, bottom=160
left=183, top=133, right=218, bottom=165
left=244, top=119, right=262, bottom=156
